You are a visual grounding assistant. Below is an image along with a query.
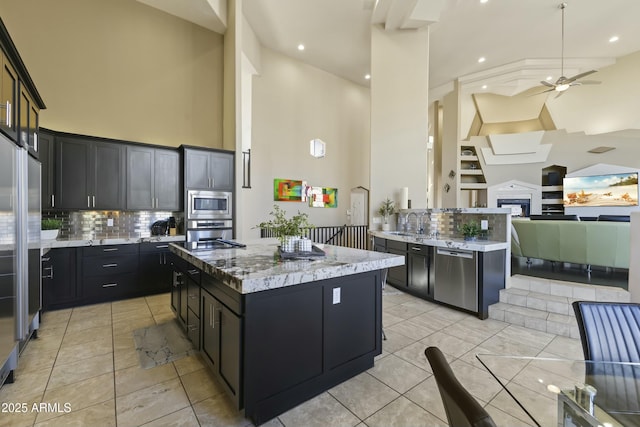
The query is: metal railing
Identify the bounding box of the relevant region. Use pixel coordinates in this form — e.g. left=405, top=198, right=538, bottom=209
left=260, top=224, right=370, bottom=250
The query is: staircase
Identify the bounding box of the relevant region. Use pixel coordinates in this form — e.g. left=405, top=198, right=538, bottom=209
left=488, top=275, right=631, bottom=338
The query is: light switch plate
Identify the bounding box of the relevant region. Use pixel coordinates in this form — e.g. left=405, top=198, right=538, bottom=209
left=332, top=287, right=341, bottom=304
left=481, top=220, right=488, bottom=230
left=107, top=218, right=114, bottom=227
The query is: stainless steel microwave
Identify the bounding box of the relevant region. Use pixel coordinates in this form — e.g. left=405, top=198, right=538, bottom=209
left=187, top=190, right=232, bottom=219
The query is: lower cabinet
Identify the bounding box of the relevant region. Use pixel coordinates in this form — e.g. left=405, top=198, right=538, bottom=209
left=407, top=244, right=434, bottom=299
left=42, top=248, right=78, bottom=310
left=138, top=242, right=172, bottom=293
left=81, top=245, right=139, bottom=301
left=202, top=289, right=242, bottom=407
left=386, top=240, right=407, bottom=287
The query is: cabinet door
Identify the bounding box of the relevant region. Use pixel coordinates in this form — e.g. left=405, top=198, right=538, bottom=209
left=386, top=248, right=407, bottom=287
left=185, top=149, right=210, bottom=189
left=139, top=243, right=172, bottom=293
left=39, top=130, right=55, bottom=209
left=171, top=269, right=182, bottom=316
left=126, top=146, right=154, bottom=210
left=42, top=248, right=78, bottom=310
left=0, top=52, right=18, bottom=141
left=29, top=101, right=38, bottom=155
left=210, top=152, right=233, bottom=190
left=154, top=149, right=180, bottom=210
left=94, top=142, right=124, bottom=209
left=202, top=290, right=242, bottom=404
left=56, top=137, right=91, bottom=209
left=408, top=250, right=431, bottom=298
left=18, top=85, right=29, bottom=148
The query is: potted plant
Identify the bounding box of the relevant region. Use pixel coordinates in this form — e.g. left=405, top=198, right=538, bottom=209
left=256, top=205, right=314, bottom=251
left=459, top=220, right=481, bottom=241
left=41, top=218, right=62, bottom=240
left=377, top=198, right=395, bottom=231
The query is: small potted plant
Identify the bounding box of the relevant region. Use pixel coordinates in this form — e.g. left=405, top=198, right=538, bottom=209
left=41, top=218, right=62, bottom=240
left=256, top=205, right=314, bottom=252
left=378, top=198, right=395, bottom=231
left=459, top=220, right=481, bottom=241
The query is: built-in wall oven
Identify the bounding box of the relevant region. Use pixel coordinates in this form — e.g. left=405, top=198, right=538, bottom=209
left=185, top=219, right=233, bottom=251
left=187, top=190, right=232, bottom=220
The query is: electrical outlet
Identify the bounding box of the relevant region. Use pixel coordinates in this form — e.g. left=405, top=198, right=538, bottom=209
left=332, top=287, right=341, bottom=304
left=481, top=220, right=488, bottom=230
left=107, top=218, right=114, bottom=227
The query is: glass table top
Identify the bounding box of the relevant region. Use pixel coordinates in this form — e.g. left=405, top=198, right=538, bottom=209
left=476, top=354, right=640, bottom=427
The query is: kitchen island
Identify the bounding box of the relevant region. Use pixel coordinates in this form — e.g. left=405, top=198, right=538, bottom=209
left=169, top=239, right=404, bottom=425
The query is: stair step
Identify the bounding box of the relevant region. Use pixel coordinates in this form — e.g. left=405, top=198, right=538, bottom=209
left=509, top=274, right=630, bottom=302
left=499, top=288, right=573, bottom=315
left=489, top=302, right=580, bottom=339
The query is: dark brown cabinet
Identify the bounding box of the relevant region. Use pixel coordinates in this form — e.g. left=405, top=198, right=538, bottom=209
left=386, top=240, right=407, bottom=287
left=56, top=137, right=125, bottom=210
left=0, top=50, right=17, bottom=141
left=184, top=148, right=234, bottom=190
left=42, top=248, right=79, bottom=310
left=18, top=83, right=38, bottom=156
left=202, top=288, right=241, bottom=407
left=126, top=146, right=180, bottom=211
left=39, top=129, right=54, bottom=209
left=81, top=244, right=139, bottom=301
left=138, top=242, right=172, bottom=293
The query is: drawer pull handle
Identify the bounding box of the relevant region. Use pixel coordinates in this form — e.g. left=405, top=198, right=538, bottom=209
left=102, top=283, right=118, bottom=288
left=42, top=257, right=50, bottom=262
left=102, top=263, right=118, bottom=268
left=187, top=324, right=198, bottom=331
left=187, top=269, right=198, bottom=275
left=188, top=294, right=198, bottom=299
left=103, top=248, right=118, bottom=252
left=156, top=245, right=169, bottom=249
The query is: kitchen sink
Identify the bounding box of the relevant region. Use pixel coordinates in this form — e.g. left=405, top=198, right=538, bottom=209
left=384, top=231, right=413, bottom=237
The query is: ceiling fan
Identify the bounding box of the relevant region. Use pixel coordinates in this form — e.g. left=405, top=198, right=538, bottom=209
left=538, top=2, right=600, bottom=97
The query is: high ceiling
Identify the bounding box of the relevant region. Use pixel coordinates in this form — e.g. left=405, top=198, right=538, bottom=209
left=139, top=0, right=640, bottom=97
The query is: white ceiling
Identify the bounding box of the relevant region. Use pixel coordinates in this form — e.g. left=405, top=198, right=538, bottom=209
left=139, top=0, right=640, bottom=97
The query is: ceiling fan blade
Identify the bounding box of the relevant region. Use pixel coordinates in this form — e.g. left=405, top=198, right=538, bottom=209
left=540, top=80, right=555, bottom=88
left=554, top=90, right=566, bottom=99
left=578, top=80, right=601, bottom=85
left=565, top=70, right=597, bottom=83
left=528, top=88, right=555, bottom=97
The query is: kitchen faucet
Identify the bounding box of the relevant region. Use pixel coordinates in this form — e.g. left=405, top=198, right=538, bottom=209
left=405, top=211, right=425, bottom=234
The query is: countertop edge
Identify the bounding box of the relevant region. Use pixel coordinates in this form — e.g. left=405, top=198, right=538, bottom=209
left=42, top=235, right=186, bottom=249
left=369, top=230, right=509, bottom=252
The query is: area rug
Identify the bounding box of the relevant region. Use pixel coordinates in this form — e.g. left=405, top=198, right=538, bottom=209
left=133, top=320, right=196, bottom=369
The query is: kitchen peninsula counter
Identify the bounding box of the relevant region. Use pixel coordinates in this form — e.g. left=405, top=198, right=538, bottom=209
left=369, top=230, right=509, bottom=252
left=167, top=238, right=404, bottom=425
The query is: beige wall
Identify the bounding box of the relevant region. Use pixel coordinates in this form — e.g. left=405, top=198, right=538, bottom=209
left=242, top=48, right=370, bottom=237
left=0, top=0, right=224, bottom=148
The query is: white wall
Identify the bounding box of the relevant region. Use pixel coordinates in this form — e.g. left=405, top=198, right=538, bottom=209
left=240, top=48, right=370, bottom=238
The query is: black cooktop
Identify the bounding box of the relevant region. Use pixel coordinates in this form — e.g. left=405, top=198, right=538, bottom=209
left=179, top=239, right=246, bottom=251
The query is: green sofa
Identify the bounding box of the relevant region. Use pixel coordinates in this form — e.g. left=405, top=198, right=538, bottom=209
left=511, top=219, right=630, bottom=269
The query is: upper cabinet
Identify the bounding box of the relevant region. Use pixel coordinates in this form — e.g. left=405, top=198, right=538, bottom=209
left=0, top=18, right=46, bottom=146
left=0, top=50, right=18, bottom=140
left=126, top=146, right=180, bottom=211
left=39, top=129, right=55, bottom=209
left=56, top=136, right=125, bottom=210
left=184, top=148, right=234, bottom=190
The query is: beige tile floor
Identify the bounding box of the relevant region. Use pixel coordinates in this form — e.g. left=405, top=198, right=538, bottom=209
left=0, top=288, right=584, bottom=427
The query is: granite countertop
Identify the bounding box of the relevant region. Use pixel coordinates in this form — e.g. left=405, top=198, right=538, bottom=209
left=169, top=238, right=405, bottom=294
left=42, top=234, right=185, bottom=249
left=369, top=230, right=509, bottom=252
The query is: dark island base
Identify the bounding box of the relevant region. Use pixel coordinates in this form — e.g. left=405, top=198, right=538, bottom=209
left=242, top=271, right=383, bottom=426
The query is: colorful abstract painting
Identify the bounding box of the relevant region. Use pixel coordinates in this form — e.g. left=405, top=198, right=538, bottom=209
left=309, top=187, right=338, bottom=208
left=274, top=179, right=304, bottom=201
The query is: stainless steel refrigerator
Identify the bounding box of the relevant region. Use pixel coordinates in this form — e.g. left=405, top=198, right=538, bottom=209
left=0, top=133, right=18, bottom=386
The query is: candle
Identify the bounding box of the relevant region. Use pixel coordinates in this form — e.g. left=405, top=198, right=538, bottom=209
left=400, top=187, right=409, bottom=210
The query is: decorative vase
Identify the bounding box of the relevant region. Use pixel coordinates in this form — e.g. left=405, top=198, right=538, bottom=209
left=381, top=223, right=391, bottom=231
left=281, top=235, right=299, bottom=253
left=41, top=229, right=59, bottom=240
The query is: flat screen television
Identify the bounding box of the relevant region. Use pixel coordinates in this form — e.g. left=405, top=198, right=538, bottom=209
left=563, top=172, right=639, bottom=207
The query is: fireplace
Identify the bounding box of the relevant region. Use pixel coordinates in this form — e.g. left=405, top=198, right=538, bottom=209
left=487, top=180, right=542, bottom=216
left=497, top=198, right=531, bottom=217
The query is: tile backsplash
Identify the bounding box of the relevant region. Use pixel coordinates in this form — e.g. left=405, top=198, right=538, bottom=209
left=42, top=210, right=184, bottom=239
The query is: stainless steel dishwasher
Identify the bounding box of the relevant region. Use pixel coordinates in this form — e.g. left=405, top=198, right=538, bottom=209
left=434, top=247, right=477, bottom=312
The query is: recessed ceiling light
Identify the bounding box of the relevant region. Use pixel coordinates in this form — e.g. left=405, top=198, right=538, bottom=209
left=480, top=0, right=488, bottom=3
left=478, top=57, right=486, bottom=63
left=297, top=44, right=305, bottom=51
left=481, top=85, right=487, bottom=89
left=609, top=36, right=619, bottom=43
left=364, top=74, right=371, bottom=80
left=546, top=76, right=553, bottom=81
